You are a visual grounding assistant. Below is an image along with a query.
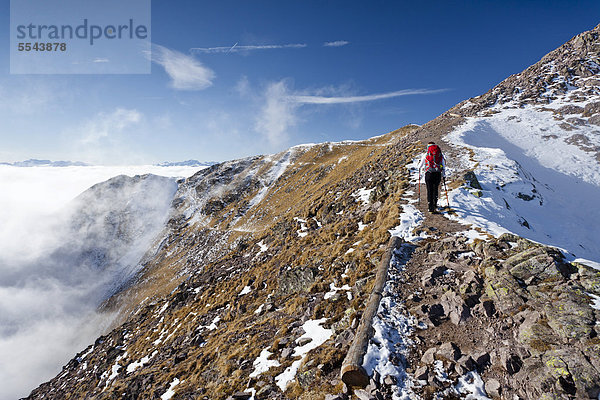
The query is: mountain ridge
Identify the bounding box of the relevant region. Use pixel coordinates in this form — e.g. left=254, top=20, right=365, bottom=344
left=22, top=23, right=600, bottom=400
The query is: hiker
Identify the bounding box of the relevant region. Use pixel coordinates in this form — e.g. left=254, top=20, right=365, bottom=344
left=419, top=142, right=446, bottom=213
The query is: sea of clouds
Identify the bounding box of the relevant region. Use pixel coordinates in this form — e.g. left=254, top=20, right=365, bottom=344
left=0, top=165, right=200, bottom=400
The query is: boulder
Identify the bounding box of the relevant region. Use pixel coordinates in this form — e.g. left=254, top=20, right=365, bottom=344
left=517, top=310, right=560, bottom=353
left=354, top=389, right=374, bottom=400
left=483, top=269, right=526, bottom=315
left=543, top=349, right=600, bottom=397
left=440, top=291, right=471, bottom=325
left=484, top=378, right=502, bottom=398
left=277, top=266, right=317, bottom=295
left=414, top=366, right=428, bottom=381
left=509, top=255, right=563, bottom=285
left=421, top=266, right=447, bottom=287
left=437, top=342, right=462, bottom=362
left=421, top=348, right=436, bottom=364
left=544, top=295, right=595, bottom=340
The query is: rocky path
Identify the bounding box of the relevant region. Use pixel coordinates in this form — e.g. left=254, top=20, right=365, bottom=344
left=383, top=182, right=600, bottom=399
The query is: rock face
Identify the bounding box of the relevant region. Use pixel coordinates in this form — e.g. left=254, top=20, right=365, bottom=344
left=402, top=233, right=600, bottom=399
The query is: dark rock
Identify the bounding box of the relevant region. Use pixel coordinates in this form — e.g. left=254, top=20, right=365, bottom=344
left=297, top=337, right=313, bottom=346
left=231, top=392, right=252, bottom=400
left=542, top=349, right=600, bottom=397
left=426, top=304, right=445, bottom=326
left=483, top=267, right=526, bottom=314
left=455, top=355, right=476, bottom=374
left=472, top=352, right=491, bottom=370
left=280, top=348, right=293, bottom=360
left=500, top=351, right=522, bottom=375
left=277, top=337, right=291, bottom=348
left=255, top=385, right=275, bottom=397
left=421, top=266, right=447, bottom=286
left=277, top=266, right=317, bottom=295
left=463, top=171, right=482, bottom=190
left=509, top=255, right=563, bottom=285
left=414, top=366, right=428, bottom=381
left=474, top=299, right=496, bottom=318
left=544, top=296, right=595, bottom=340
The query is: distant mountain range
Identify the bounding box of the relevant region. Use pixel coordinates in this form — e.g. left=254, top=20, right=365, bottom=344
left=0, top=159, right=218, bottom=168
left=0, top=159, right=89, bottom=167
left=154, top=160, right=218, bottom=167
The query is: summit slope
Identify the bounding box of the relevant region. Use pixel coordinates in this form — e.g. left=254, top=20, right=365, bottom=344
left=22, top=23, right=600, bottom=400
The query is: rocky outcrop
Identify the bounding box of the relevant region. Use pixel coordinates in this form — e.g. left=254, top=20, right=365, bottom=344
left=401, top=234, right=600, bottom=399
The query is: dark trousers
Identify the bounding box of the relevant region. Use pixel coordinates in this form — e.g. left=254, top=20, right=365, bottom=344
left=425, top=171, right=442, bottom=211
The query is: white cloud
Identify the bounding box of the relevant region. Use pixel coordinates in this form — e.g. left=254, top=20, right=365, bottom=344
left=255, top=80, right=298, bottom=147
left=235, top=75, right=251, bottom=97
left=80, top=108, right=142, bottom=145
left=191, top=43, right=307, bottom=54
left=323, top=40, right=350, bottom=47
left=292, top=88, right=447, bottom=104
left=254, top=81, right=446, bottom=146
left=150, top=44, right=215, bottom=90
left=0, top=81, right=60, bottom=115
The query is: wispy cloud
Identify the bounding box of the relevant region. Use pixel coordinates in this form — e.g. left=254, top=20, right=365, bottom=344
left=255, top=81, right=446, bottom=146
left=323, top=40, right=350, bottom=47
left=67, top=108, right=148, bottom=164
left=80, top=108, right=142, bottom=145
left=255, top=80, right=298, bottom=147
left=191, top=43, right=307, bottom=54
left=149, top=44, right=215, bottom=90
left=291, top=88, right=447, bottom=104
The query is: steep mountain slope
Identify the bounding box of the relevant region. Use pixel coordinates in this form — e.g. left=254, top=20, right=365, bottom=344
left=23, top=24, right=600, bottom=400
left=26, top=129, right=423, bottom=400
left=0, top=174, right=177, bottom=400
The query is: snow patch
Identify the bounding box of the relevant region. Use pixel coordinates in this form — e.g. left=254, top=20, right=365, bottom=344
left=275, top=318, right=332, bottom=391
left=352, top=187, right=374, bottom=205
left=160, top=378, right=180, bottom=400
left=446, top=115, right=600, bottom=263
left=588, top=293, right=600, bottom=311
left=126, top=350, right=158, bottom=373
left=455, top=371, right=490, bottom=399
left=389, top=204, right=426, bottom=243
left=324, top=282, right=351, bottom=300
left=239, top=286, right=252, bottom=296
left=256, top=240, right=268, bottom=255
left=250, top=348, right=281, bottom=378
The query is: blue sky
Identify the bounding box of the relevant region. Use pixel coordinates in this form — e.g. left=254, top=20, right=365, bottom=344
left=1, top=0, right=599, bottom=164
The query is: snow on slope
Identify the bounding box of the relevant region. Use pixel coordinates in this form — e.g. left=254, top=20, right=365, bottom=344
left=445, top=101, right=600, bottom=265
